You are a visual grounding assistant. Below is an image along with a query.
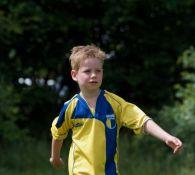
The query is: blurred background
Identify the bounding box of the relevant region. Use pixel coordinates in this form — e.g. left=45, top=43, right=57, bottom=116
left=0, top=0, right=195, bottom=174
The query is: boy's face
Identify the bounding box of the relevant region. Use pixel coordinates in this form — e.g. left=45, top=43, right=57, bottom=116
left=71, top=58, right=103, bottom=93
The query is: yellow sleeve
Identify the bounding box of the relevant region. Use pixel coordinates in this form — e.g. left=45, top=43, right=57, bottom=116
left=51, top=117, right=69, bottom=140
left=51, top=99, right=76, bottom=140
left=105, top=91, right=150, bottom=135
left=120, top=102, right=150, bottom=134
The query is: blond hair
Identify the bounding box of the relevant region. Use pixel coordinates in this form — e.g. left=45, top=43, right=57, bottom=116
left=69, top=44, right=106, bottom=70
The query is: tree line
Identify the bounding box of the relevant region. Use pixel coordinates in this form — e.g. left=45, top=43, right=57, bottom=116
left=0, top=0, right=195, bottom=143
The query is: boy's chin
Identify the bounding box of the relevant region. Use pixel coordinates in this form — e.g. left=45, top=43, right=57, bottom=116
left=87, top=87, right=101, bottom=91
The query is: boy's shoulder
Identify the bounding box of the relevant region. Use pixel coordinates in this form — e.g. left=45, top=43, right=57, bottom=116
left=62, top=94, right=78, bottom=107
left=104, top=90, right=136, bottom=107
left=104, top=90, right=126, bottom=104
left=58, top=94, right=78, bottom=117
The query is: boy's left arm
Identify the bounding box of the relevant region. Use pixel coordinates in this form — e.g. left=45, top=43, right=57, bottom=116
left=144, top=119, right=182, bottom=154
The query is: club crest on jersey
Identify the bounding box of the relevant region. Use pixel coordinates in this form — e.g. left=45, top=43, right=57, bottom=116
left=106, top=114, right=116, bottom=129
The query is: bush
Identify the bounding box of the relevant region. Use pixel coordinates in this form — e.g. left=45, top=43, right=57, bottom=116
left=158, top=46, right=195, bottom=165
left=0, top=80, right=26, bottom=141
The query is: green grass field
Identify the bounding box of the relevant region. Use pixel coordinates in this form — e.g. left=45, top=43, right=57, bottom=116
left=0, top=135, right=193, bottom=175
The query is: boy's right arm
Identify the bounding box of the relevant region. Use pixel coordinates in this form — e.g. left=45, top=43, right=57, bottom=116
left=50, top=101, right=74, bottom=168
left=50, top=138, right=64, bottom=169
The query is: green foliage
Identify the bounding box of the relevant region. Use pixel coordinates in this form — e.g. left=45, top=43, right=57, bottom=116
left=0, top=80, right=26, bottom=141
left=158, top=47, right=195, bottom=164
left=1, top=0, right=195, bottom=110
left=18, top=85, right=60, bottom=137
left=0, top=0, right=195, bottom=152
left=101, top=0, right=195, bottom=108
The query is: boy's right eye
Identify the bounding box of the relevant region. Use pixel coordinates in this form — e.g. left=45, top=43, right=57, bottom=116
left=83, top=70, right=90, bottom=73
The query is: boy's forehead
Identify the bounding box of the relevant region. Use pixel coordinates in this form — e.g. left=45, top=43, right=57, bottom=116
left=79, top=57, right=103, bottom=67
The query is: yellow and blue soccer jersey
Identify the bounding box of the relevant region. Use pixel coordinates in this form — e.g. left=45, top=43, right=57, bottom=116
left=51, top=90, right=150, bottom=175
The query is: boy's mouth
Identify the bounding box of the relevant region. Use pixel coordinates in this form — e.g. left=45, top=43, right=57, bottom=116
left=89, top=81, right=98, bottom=84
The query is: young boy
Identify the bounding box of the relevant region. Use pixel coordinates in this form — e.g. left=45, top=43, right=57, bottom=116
left=50, top=45, right=182, bottom=175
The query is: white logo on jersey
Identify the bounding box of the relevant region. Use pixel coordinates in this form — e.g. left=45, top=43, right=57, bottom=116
left=106, top=114, right=116, bottom=129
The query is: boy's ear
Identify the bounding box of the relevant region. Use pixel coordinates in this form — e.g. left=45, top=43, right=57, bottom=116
left=71, top=70, right=78, bottom=82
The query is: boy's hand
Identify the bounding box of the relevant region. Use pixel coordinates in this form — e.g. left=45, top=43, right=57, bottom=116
left=165, top=136, right=182, bottom=154
left=49, top=157, right=64, bottom=169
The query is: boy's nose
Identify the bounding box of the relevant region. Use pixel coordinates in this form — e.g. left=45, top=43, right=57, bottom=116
left=91, top=72, right=96, bottom=77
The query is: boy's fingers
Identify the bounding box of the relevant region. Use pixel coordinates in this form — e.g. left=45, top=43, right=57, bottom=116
left=166, top=137, right=183, bottom=154
left=173, top=146, right=181, bottom=154
left=173, top=142, right=182, bottom=154
left=166, top=140, right=175, bottom=149
left=49, top=158, right=64, bottom=169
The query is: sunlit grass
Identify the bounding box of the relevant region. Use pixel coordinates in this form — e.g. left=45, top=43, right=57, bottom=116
left=0, top=138, right=69, bottom=175
left=119, top=133, right=194, bottom=175
left=0, top=135, right=194, bottom=175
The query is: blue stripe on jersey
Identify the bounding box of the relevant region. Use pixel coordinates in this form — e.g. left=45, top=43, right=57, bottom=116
left=72, top=94, right=92, bottom=119
left=95, top=90, right=118, bottom=175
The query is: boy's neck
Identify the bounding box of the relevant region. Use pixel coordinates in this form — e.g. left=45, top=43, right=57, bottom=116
left=79, top=89, right=100, bottom=109
left=80, top=89, right=100, bottom=100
